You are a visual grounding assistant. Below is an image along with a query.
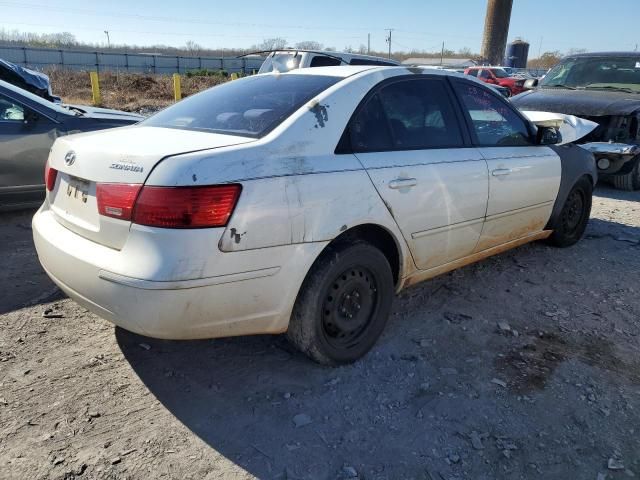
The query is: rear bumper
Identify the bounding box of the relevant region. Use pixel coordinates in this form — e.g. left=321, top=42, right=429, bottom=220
left=33, top=207, right=327, bottom=339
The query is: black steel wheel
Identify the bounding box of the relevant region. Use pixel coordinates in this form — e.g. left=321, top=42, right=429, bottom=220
left=287, top=242, right=394, bottom=365
left=548, top=176, right=592, bottom=248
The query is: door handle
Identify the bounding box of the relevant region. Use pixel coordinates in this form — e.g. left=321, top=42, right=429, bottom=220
left=492, top=168, right=511, bottom=177
left=388, top=178, right=417, bottom=189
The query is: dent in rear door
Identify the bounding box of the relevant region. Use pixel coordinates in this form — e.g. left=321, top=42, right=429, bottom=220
left=349, top=78, right=489, bottom=270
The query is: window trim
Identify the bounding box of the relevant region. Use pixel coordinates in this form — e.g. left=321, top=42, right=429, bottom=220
left=449, top=78, right=536, bottom=148
left=336, top=74, right=473, bottom=155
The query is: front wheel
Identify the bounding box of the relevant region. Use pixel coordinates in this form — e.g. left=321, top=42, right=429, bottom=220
left=547, top=176, right=592, bottom=248
left=611, top=157, right=640, bottom=191
left=287, top=242, right=394, bottom=365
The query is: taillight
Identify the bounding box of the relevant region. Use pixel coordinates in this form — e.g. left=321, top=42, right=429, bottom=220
left=96, top=183, right=142, bottom=221
left=45, top=161, right=58, bottom=192
left=132, top=184, right=241, bottom=228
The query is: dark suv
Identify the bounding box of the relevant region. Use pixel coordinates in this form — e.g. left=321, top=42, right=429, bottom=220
left=512, top=52, right=640, bottom=190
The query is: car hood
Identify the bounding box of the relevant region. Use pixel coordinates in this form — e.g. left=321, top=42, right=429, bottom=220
left=63, top=104, right=144, bottom=122
left=512, top=88, right=640, bottom=116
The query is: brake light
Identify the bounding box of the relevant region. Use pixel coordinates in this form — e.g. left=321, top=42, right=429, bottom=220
left=45, top=161, right=58, bottom=192
left=96, top=183, right=142, bottom=221
left=132, top=185, right=241, bottom=228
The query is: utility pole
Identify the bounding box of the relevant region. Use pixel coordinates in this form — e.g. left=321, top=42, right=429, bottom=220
left=385, top=29, right=394, bottom=59
left=104, top=30, right=110, bottom=48
left=440, top=41, right=445, bottom=65
left=367, top=33, right=370, bottom=55
left=538, top=36, right=543, bottom=59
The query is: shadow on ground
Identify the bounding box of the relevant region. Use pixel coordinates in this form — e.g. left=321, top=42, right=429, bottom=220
left=116, top=217, right=640, bottom=479
left=0, top=209, right=64, bottom=315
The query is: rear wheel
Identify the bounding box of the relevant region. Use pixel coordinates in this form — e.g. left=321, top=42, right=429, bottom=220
left=611, top=158, right=640, bottom=191
left=287, top=242, right=394, bottom=365
left=547, top=176, right=592, bottom=248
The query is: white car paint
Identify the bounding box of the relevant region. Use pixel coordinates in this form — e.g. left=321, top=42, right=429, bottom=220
left=34, top=66, right=578, bottom=340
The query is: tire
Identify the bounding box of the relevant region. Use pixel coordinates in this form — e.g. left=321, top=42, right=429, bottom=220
left=611, top=158, right=640, bottom=191
left=547, top=176, right=592, bottom=248
left=287, top=242, right=394, bottom=365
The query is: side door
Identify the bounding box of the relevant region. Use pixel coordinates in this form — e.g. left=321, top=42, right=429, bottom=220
left=346, top=76, right=489, bottom=270
left=451, top=80, right=561, bottom=251
left=0, top=93, right=59, bottom=208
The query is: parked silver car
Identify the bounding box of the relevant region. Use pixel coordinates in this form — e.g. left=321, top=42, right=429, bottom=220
left=0, top=80, right=142, bottom=210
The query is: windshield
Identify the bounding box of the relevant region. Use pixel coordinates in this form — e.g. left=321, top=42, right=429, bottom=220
left=143, top=73, right=340, bottom=137
left=540, top=55, right=640, bottom=92
left=258, top=52, right=303, bottom=74
left=491, top=68, right=510, bottom=78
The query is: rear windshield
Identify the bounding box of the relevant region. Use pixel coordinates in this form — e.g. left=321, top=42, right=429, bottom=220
left=258, top=53, right=302, bottom=74
left=143, top=74, right=340, bottom=137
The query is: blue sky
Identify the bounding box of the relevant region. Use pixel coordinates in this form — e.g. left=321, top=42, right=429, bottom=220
left=1, top=0, right=638, bottom=55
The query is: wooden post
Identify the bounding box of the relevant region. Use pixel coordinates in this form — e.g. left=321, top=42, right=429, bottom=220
left=89, top=71, right=101, bottom=105
left=173, top=73, right=181, bottom=101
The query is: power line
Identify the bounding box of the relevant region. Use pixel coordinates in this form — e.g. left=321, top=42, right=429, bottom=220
left=0, top=1, right=383, bottom=34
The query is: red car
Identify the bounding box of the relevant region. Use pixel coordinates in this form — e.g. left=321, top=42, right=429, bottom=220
left=464, top=67, right=526, bottom=96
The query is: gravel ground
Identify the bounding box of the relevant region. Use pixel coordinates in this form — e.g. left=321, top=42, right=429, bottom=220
left=0, top=186, right=638, bottom=480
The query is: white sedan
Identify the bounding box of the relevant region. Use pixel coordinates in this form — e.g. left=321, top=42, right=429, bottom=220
left=33, top=66, right=596, bottom=365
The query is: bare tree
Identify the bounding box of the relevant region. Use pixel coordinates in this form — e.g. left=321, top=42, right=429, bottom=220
left=358, top=44, right=367, bottom=54
left=528, top=50, right=563, bottom=69
left=294, top=41, right=323, bottom=50
left=184, top=40, right=202, bottom=56
left=251, top=37, right=288, bottom=51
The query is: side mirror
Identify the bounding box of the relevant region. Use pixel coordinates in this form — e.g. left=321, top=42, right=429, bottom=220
left=537, top=125, right=562, bottom=145
left=524, top=78, right=538, bottom=90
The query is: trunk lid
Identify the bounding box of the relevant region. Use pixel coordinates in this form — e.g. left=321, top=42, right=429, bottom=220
left=47, top=125, right=255, bottom=249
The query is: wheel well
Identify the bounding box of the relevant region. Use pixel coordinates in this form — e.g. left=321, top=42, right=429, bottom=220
left=330, top=224, right=401, bottom=285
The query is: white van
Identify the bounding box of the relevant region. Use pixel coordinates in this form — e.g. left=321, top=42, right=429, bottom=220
left=258, top=50, right=399, bottom=74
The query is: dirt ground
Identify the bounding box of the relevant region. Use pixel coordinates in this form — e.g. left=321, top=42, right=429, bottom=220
left=0, top=186, right=638, bottom=480
left=46, top=69, right=228, bottom=112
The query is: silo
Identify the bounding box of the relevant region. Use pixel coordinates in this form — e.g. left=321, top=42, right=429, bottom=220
left=505, top=39, right=530, bottom=68
left=481, top=0, right=514, bottom=65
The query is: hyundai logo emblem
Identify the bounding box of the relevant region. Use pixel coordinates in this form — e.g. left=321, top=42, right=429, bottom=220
left=64, top=151, right=76, bottom=166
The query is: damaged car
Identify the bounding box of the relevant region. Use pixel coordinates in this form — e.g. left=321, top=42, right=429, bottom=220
left=34, top=66, right=596, bottom=365
left=0, top=58, right=60, bottom=103
left=512, top=52, right=640, bottom=190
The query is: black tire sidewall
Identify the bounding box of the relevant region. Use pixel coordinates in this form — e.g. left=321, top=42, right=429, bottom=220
left=288, top=243, right=394, bottom=365
left=551, top=177, right=592, bottom=247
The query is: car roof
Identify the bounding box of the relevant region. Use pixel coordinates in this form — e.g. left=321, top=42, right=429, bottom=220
left=269, top=49, right=400, bottom=65
left=272, top=65, right=468, bottom=80
left=567, top=51, right=640, bottom=58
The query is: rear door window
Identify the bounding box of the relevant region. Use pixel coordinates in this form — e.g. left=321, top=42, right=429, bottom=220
left=453, top=81, right=533, bottom=146
left=347, top=78, right=464, bottom=152
left=377, top=78, right=464, bottom=149
left=466, top=69, right=479, bottom=77
left=348, top=94, right=393, bottom=152
left=309, top=55, right=342, bottom=67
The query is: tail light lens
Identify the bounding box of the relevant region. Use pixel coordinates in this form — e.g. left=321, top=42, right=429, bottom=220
left=97, top=183, right=142, bottom=221
left=132, top=184, right=241, bottom=228
left=45, top=161, right=58, bottom=192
